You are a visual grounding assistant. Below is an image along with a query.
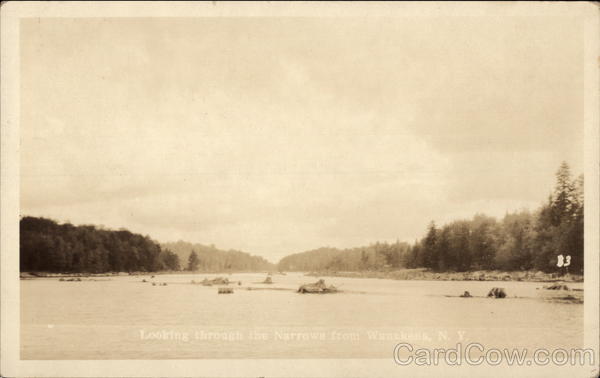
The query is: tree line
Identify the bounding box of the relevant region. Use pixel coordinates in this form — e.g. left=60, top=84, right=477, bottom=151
left=278, top=162, right=584, bottom=274
left=20, top=217, right=180, bottom=273
left=20, top=218, right=276, bottom=273
left=277, top=243, right=411, bottom=272
left=161, top=241, right=274, bottom=272
left=20, top=162, right=583, bottom=274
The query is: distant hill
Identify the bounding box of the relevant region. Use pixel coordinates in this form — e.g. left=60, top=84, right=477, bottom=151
left=277, top=243, right=410, bottom=272
left=277, top=247, right=344, bottom=272
left=161, top=241, right=274, bottom=272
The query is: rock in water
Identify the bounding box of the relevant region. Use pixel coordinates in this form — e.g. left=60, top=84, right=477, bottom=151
left=544, top=284, right=569, bottom=291
left=298, top=279, right=338, bottom=294
left=487, top=287, right=506, bottom=298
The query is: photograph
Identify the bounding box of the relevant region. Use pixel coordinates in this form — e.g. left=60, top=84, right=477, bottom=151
left=1, top=2, right=598, bottom=377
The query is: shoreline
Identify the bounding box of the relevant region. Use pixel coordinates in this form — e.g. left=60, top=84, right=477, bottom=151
left=19, top=270, right=276, bottom=279
left=20, top=269, right=584, bottom=283
left=305, top=268, right=584, bottom=283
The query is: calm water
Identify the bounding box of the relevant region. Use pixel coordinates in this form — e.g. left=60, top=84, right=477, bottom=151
left=21, top=273, right=583, bottom=359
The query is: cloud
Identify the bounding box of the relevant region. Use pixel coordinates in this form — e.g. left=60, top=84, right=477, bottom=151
left=20, top=17, right=583, bottom=261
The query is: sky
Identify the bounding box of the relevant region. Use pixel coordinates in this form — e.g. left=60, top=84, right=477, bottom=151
left=20, top=17, right=583, bottom=262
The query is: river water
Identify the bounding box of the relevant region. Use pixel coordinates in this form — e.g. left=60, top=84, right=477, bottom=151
left=21, top=272, right=583, bottom=359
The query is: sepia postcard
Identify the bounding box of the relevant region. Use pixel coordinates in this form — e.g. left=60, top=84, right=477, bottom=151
left=1, top=2, right=599, bottom=377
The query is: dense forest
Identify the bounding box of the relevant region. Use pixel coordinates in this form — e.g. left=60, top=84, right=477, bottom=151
left=161, top=241, right=274, bottom=272
left=20, top=217, right=181, bottom=273
left=21, top=162, right=583, bottom=275
left=278, top=162, right=584, bottom=274
left=20, top=219, right=274, bottom=273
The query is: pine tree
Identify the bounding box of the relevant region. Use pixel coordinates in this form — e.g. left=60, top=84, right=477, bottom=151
left=423, top=222, right=438, bottom=269
left=551, top=161, right=575, bottom=225
left=187, top=250, right=200, bottom=271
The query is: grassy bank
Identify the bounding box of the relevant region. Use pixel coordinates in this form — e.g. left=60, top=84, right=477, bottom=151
left=306, top=268, right=583, bottom=282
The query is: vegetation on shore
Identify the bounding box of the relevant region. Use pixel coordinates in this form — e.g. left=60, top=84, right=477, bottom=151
left=306, top=268, right=583, bottom=283
left=20, top=219, right=273, bottom=274
left=162, top=241, right=274, bottom=272
left=279, top=162, right=584, bottom=276
left=20, top=163, right=584, bottom=279
left=20, top=217, right=181, bottom=273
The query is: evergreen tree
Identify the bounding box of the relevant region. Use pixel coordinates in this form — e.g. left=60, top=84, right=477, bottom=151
left=422, top=222, right=438, bottom=270
left=187, top=250, right=200, bottom=271
left=551, top=161, right=576, bottom=225
left=436, top=227, right=451, bottom=271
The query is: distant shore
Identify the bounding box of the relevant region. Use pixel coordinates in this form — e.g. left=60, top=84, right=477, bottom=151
left=306, top=268, right=584, bottom=283
left=19, top=270, right=277, bottom=279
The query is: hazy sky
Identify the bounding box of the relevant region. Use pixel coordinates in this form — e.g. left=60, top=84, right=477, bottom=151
left=20, top=17, right=583, bottom=262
